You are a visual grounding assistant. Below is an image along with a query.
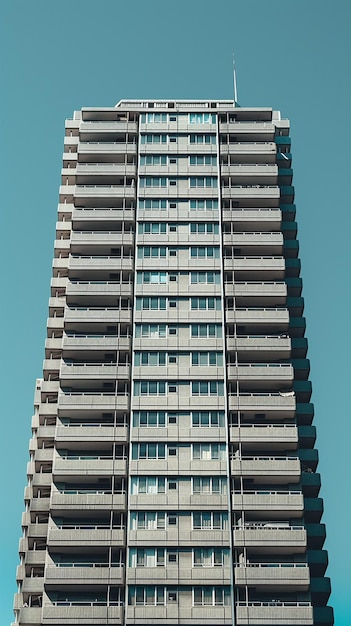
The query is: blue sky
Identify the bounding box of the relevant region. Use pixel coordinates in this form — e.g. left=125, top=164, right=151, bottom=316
left=1, top=0, right=350, bottom=623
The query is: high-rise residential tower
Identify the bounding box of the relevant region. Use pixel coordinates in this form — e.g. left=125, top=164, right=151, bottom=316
left=13, top=100, right=333, bottom=626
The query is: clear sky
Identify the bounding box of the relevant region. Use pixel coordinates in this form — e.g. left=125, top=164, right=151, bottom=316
left=1, top=0, right=350, bottom=623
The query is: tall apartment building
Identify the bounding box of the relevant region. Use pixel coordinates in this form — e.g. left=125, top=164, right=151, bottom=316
left=13, top=100, right=333, bottom=626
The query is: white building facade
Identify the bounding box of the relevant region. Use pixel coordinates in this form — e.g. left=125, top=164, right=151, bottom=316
left=13, top=100, right=333, bottom=626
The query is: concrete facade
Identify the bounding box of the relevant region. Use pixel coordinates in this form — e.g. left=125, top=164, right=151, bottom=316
left=13, top=100, right=333, bottom=626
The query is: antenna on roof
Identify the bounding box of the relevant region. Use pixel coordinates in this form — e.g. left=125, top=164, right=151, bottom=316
left=232, top=54, right=238, bottom=105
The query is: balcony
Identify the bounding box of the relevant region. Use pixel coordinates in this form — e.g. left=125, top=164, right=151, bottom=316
left=68, top=253, right=134, bottom=271
left=232, top=491, right=304, bottom=515
left=41, top=603, right=123, bottom=625
left=234, top=562, right=310, bottom=590
left=220, top=141, right=276, bottom=156
left=125, top=604, right=232, bottom=624
left=53, top=456, right=127, bottom=477
left=50, top=490, right=126, bottom=511
left=80, top=120, right=138, bottom=133
left=221, top=164, right=277, bottom=182
left=223, top=231, right=283, bottom=248
left=64, top=307, right=132, bottom=324
left=127, top=565, right=231, bottom=585
left=224, top=256, right=284, bottom=275
left=226, top=307, right=289, bottom=326
left=224, top=281, right=286, bottom=301
left=58, top=391, right=130, bottom=412
left=74, top=185, right=135, bottom=207
left=220, top=122, right=275, bottom=135
left=235, top=602, right=313, bottom=625
left=226, top=335, right=291, bottom=359
left=62, top=333, right=130, bottom=351
left=21, top=577, right=45, bottom=594
left=221, top=185, right=280, bottom=202
left=66, top=280, right=133, bottom=299
left=227, top=363, right=293, bottom=386
left=44, top=563, right=124, bottom=585
left=228, top=393, right=296, bottom=417
left=60, top=362, right=130, bottom=380
left=128, top=527, right=230, bottom=548
left=47, top=526, right=125, bottom=547
left=76, top=162, right=136, bottom=177
left=230, top=456, right=300, bottom=480
left=78, top=141, right=137, bottom=155
left=27, top=523, right=48, bottom=539
left=230, top=424, right=298, bottom=446
left=71, top=206, right=135, bottom=223
left=233, top=525, right=307, bottom=551
left=70, top=230, right=134, bottom=247
left=222, top=207, right=281, bottom=228
left=55, top=424, right=128, bottom=443
left=13, top=607, right=42, bottom=625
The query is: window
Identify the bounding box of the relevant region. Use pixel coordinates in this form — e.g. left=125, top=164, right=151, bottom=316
left=138, top=222, right=167, bottom=234
left=189, top=113, right=216, bottom=124
left=130, top=511, right=166, bottom=530
left=137, top=246, right=166, bottom=258
left=134, top=352, right=166, bottom=366
left=132, top=443, right=166, bottom=460
left=189, top=134, right=216, bottom=144
left=192, top=411, right=225, bottom=427
left=190, top=271, right=220, bottom=284
left=128, top=586, right=165, bottom=605
left=134, top=381, right=166, bottom=396
left=137, top=272, right=167, bottom=284
left=190, top=246, right=219, bottom=258
left=191, top=297, right=221, bottom=310
left=135, top=324, right=166, bottom=338
left=192, top=511, right=228, bottom=530
left=192, top=476, right=227, bottom=494
left=140, top=134, right=167, bottom=144
left=191, top=324, right=222, bottom=338
left=129, top=548, right=166, bottom=567
left=193, top=586, right=230, bottom=606
left=190, top=199, right=218, bottom=210
left=192, top=352, right=223, bottom=366
left=140, top=155, right=167, bottom=166
left=131, top=476, right=165, bottom=494
left=139, top=199, right=167, bottom=210
left=139, top=177, right=167, bottom=188
left=135, top=297, right=166, bottom=310
left=141, top=113, right=167, bottom=123
left=133, top=411, right=166, bottom=427
left=134, top=381, right=178, bottom=396
left=191, top=381, right=224, bottom=396
left=193, top=549, right=226, bottom=567
left=189, top=155, right=217, bottom=166
left=190, top=222, right=219, bottom=234
left=189, top=177, right=217, bottom=188
left=192, top=443, right=226, bottom=460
